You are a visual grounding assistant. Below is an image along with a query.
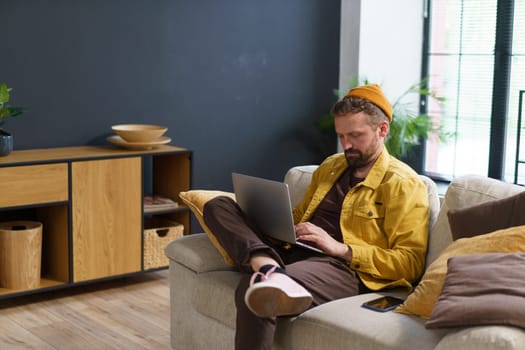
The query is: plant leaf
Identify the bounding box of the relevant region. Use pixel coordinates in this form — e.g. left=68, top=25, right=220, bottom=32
left=7, top=106, right=25, bottom=117
left=0, top=83, right=25, bottom=121
left=0, top=84, right=9, bottom=104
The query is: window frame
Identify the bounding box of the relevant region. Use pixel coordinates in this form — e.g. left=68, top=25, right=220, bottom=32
left=420, top=0, right=516, bottom=181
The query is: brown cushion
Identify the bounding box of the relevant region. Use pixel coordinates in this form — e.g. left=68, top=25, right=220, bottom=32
left=395, top=225, right=525, bottom=318
left=179, top=190, right=236, bottom=266
left=447, top=190, right=525, bottom=240
left=426, top=252, right=525, bottom=329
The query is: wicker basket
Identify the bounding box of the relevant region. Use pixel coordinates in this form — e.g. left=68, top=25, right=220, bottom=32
left=144, top=217, right=184, bottom=269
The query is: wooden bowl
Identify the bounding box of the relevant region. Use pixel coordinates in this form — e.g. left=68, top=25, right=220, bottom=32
left=112, top=124, right=168, bottom=143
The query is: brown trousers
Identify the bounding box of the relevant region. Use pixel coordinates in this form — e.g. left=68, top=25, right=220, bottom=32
left=203, top=196, right=365, bottom=350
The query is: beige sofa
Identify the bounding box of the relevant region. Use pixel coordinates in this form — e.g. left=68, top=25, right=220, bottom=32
left=165, top=166, right=525, bottom=350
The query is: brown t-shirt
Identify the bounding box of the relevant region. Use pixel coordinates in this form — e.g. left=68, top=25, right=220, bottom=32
left=309, top=168, right=362, bottom=242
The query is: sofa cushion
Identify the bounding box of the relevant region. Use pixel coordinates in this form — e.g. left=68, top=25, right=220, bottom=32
left=426, top=253, right=525, bottom=329
left=434, top=326, right=525, bottom=350
left=426, top=175, right=525, bottom=268
left=284, top=165, right=318, bottom=207
left=447, top=190, right=525, bottom=240
left=179, top=190, right=236, bottom=265
left=274, top=293, right=447, bottom=350
left=396, top=225, right=525, bottom=319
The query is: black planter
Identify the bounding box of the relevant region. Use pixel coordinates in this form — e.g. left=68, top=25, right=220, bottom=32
left=0, top=129, right=13, bottom=156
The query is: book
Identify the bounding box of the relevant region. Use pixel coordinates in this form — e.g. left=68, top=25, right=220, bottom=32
left=144, top=194, right=179, bottom=212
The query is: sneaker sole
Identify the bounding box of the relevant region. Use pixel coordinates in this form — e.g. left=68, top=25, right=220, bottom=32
left=245, top=285, right=313, bottom=318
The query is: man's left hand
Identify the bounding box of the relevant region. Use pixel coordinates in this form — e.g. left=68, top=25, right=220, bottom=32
left=295, top=222, right=352, bottom=261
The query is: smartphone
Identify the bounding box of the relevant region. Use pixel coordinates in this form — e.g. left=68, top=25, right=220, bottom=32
left=361, top=296, right=405, bottom=312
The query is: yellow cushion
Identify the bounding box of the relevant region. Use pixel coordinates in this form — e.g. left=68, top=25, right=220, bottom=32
left=395, top=225, right=525, bottom=318
left=179, top=190, right=236, bottom=266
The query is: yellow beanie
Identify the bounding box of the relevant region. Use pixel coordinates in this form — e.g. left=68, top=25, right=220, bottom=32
left=345, top=84, right=393, bottom=121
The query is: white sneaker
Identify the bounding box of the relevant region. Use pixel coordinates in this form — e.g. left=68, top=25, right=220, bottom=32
left=244, top=266, right=313, bottom=318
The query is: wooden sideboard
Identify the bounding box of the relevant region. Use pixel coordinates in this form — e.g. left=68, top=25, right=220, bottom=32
left=0, top=145, right=191, bottom=299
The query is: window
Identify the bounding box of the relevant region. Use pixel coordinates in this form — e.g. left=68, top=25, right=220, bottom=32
left=423, top=0, right=525, bottom=184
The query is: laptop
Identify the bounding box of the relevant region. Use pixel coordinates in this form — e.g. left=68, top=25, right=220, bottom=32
left=232, top=172, right=324, bottom=254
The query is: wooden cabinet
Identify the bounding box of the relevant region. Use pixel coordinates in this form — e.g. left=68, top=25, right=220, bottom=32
left=0, top=145, right=191, bottom=299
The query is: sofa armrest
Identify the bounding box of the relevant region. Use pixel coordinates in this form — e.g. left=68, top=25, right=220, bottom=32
left=165, top=233, right=235, bottom=273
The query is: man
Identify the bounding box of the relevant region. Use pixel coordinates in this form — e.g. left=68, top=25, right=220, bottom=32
left=203, top=84, right=429, bottom=350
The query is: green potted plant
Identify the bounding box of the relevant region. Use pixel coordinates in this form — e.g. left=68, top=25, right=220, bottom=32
left=315, top=78, right=451, bottom=161
left=0, top=83, right=25, bottom=156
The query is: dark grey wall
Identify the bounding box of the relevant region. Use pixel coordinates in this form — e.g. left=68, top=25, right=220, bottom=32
left=1, top=1, right=340, bottom=192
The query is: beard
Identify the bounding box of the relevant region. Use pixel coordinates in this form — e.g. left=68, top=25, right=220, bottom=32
left=344, top=149, right=369, bottom=168
left=344, top=135, right=382, bottom=169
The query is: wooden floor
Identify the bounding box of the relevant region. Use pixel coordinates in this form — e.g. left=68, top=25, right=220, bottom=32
left=0, top=270, right=171, bottom=350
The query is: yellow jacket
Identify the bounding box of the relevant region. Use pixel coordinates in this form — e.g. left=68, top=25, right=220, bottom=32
left=293, top=148, right=429, bottom=291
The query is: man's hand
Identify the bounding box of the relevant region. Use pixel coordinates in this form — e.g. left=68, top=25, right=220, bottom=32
left=295, top=222, right=352, bottom=262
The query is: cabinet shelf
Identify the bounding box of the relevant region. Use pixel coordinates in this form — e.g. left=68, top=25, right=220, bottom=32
left=144, top=205, right=189, bottom=215
left=0, top=201, right=69, bottom=214
left=0, top=277, right=67, bottom=296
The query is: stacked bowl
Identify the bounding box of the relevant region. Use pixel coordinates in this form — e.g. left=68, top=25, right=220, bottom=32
left=108, top=124, right=171, bottom=149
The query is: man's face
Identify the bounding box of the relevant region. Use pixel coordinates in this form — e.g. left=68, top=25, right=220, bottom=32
left=334, top=111, right=387, bottom=169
